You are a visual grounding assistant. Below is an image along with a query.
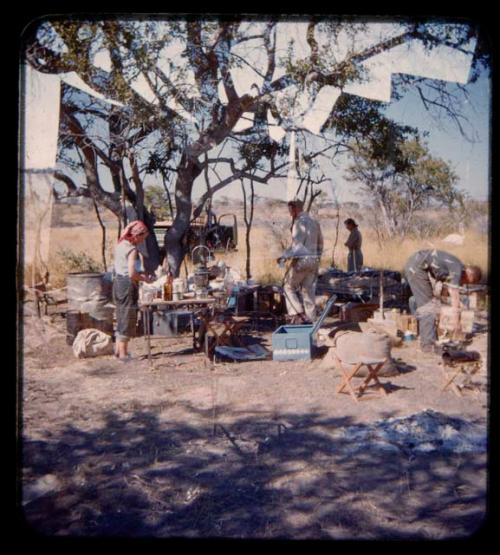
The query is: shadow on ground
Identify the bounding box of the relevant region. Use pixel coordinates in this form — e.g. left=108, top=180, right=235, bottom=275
left=20, top=402, right=487, bottom=540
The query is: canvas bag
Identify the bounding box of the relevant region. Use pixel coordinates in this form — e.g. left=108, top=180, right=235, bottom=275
left=72, top=328, right=114, bottom=358
left=327, top=329, right=398, bottom=376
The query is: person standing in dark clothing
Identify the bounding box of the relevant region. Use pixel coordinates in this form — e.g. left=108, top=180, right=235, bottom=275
left=404, top=249, right=481, bottom=353
left=344, top=218, right=363, bottom=272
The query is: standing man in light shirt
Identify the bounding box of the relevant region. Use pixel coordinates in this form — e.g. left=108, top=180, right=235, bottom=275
left=344, top=218, right=363, bottom=272
left=277, top=199, right=324, bottom=324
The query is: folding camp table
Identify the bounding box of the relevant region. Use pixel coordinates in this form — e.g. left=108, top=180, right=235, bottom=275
left=139, top=297, right=216, bottom=365
left=198, top=313, right=250, bottom=359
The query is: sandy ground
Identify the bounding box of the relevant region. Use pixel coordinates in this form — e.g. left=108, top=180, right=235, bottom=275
left=19, top=305, right=489, bottom=539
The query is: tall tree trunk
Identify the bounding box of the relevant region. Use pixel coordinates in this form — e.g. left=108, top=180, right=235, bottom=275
left=331, top=196, right=341, bottom=267
left=165, top=155, right=203, bottom=277
left=161, top=174, right=174, bottom=219
left=376, top=196, right=396, bottom=238
left=163, top=100, right=245, bottom=276
left=92, top=196, right=107, bottom=271
left=241, top=177, right=255, bottom=280
left=129, top=152, right=145, bottom=221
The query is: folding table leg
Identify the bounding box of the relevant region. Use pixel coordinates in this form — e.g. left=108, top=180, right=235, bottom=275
left=143, top=308, right=152, bottom=366
left=227, top=322, right=246, bottom=347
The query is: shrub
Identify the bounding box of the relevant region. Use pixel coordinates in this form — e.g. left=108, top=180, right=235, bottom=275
left=56, top=249, right=103, bottom=272
left=48, top=249, right=104, bottom=288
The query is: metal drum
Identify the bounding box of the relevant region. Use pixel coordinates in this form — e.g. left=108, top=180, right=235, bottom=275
left=66, top=310, right=82, bottom=345
left=66, top=272, right=113, bottom=338
left=67, top=272, right=108, bottom=310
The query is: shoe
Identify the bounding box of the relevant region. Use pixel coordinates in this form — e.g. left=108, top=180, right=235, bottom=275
left=421, top=344, right=443, bottom=356
left=114, top=351, right=133, bottom=358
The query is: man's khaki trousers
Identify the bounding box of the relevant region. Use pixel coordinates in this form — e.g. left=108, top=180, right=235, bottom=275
left=284, top=263, right=318, bottom=321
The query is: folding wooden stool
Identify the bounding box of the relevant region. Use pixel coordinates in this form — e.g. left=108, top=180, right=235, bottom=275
left=202, top=314, right=249, bottom=358
left=210, top=316, right=247, bottom=346
left=441, top=360, right=482, bottom=397
left=332, top=350, right=388, bottom=403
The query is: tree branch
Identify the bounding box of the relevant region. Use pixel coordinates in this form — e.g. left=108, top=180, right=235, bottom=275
left=192, top=160, right=289, bottom=218
left=61, top=106, right=116, bottom=167
left=306, top=21, right=319, bottom=67
left=53, top=171, right=80, bottom=195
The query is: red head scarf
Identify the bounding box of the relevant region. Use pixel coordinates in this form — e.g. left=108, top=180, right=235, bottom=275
left=118, top=220, right=149, bottom=243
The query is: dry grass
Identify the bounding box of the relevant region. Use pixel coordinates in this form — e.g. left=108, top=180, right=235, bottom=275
left=213, top=226, right=489, bottom=284
left=345, top=230, right=489, bottom=277
left=22, top=203, right=490, bottom=287
left=45, top=226, right=118, bottom=288
left=219, top=227, right=284, bottom=282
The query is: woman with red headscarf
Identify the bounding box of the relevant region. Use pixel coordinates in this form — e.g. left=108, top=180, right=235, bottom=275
left=113, top=220, right=155, bottom=360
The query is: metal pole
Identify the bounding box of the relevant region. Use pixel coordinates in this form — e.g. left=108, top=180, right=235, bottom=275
left=144, top=306, right=152, bottom=366
left=379, top=270, right=384, bottom=319
left=212, top=374, right=218, bottom=436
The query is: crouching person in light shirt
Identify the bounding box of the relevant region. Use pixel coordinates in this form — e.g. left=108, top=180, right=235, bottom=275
left=404, top=249, right=481, bottom=355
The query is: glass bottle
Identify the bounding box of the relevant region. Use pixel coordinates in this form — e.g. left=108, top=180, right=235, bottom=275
left=163, top=273, right=173, bottom=301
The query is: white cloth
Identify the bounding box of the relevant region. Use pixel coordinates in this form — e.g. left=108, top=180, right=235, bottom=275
left=60, top=72, right=125, bottom=107
left=23, top=65, right=61, bottom=281
left=282, top=211, right=324, bottom=268
left=24, top=65, right=61, bottom=171
left=72, top=328, right=114, bottom=358
left=300, top=86, right=342, bottom=135
left=269, top=25, right=475, bottom=135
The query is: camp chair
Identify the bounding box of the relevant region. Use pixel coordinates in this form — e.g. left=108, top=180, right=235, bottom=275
left=201, top=313, right=249, bottom=358
left=332, top=350, right=388, bottom=403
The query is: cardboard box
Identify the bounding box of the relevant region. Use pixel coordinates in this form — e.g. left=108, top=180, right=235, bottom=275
left=439, top=307, right=475, bottom=334
left=149, top=310, right=194, bottom=336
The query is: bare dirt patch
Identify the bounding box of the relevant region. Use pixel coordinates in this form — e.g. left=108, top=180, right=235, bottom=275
left=19, top=306, right=488, bottom=539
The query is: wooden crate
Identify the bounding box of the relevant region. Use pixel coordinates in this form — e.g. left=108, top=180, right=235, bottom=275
left=438, top=306, right=475, bottom=334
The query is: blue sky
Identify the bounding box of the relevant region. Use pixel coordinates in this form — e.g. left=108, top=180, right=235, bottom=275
left=80, top=69, right=491, bottom=206
left=384, top=72, right=491, bottom=202
left=52, top=21, right=491, bottom=206
left=185, top=71, right=492, bottom=205
left=319, top=71, right=492, bottom=204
